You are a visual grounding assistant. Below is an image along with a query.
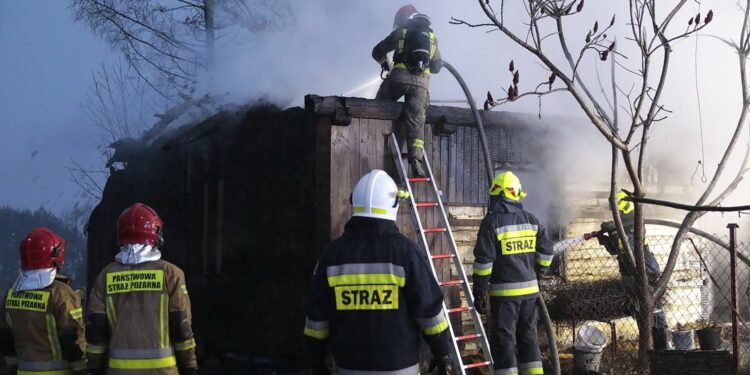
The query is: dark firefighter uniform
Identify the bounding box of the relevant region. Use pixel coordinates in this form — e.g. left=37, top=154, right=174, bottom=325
left=86, top=260, right=196, bottom=374
left=599, top=193, right=667, bottom=330
left=304, top=217, right=452, bottom=375
left=473, top=197, right=554, bottom=375
left=372, top=14, right=442, bottom=169
left=0, top=275, right=87, bottom=374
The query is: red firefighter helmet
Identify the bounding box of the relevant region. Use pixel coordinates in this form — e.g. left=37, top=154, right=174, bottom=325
left=117, top=203, right=164, bottom=247
left=394, top=5, right=418, bottom=28
left=19, top=227, right=66, bottom=271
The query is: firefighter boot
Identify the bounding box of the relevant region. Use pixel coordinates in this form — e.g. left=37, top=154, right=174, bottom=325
left=410, top=159, right=426, bottom=178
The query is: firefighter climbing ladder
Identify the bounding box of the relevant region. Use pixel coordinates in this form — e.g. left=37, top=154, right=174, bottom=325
left=387, top=133, right=493, bottom=374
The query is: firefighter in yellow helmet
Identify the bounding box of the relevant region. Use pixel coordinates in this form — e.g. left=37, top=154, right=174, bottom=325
left=472, top=171, right=554, bottom=375
left=86, top=203, right=197, bottom=375
left=0, top=228, right=87, bottom=374
left=597, top=191, right=668, bottom=346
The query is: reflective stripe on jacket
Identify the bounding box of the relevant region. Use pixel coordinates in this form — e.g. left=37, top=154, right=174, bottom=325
left=304, top=217, right=451, bottom=373
left=0, top=276, right=87, bottom=374
left=87, top=259, right=196, bottom=374
left=473, top=197, right=554, bottom=300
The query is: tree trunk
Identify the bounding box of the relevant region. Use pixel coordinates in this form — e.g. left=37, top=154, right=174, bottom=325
left=204, top=0, right=215, bottom=86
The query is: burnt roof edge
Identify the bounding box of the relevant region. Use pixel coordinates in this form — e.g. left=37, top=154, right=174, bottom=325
left=305, top=94, right=549, bottom=130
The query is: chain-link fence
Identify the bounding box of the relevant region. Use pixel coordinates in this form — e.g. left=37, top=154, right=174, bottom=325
left=543, top=229, right=750, bottom=374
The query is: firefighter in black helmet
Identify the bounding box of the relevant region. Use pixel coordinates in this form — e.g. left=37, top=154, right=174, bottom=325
left=372, top=5, right=443, bottom=178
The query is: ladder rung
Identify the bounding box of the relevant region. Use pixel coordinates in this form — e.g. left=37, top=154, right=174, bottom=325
left=440, top=279, right=463, bottom=286
left=456, top=333, right=482, bottom=341
left=422, top=227, right=447, bottom=233
left=408, top=177, right=431, bottom=183
left=447, top=307, right=470, bottom=313
left=415, top=202, right=439, bottom=208
left=463, top=361, right=492, bottom=370
left=431, top=253, right=454, bottom=260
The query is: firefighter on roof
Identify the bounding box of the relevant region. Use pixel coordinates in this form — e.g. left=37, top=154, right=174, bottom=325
left=86, top=203, right=197, bottom=375
left=472, top=171, right=554, bottom=375
left=0, top=227, right=87, bottom=375
left=372, top=5, right=443, bottom=178
left=304, top=169, right=452, bottom=375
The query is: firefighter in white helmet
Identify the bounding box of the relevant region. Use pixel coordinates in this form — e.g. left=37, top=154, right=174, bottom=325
left=304, top=169, right=452, bottom=375
left=472, top=171, right=554, bottom=375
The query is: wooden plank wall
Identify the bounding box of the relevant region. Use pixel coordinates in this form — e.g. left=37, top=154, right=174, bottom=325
left=328, top=118, right=537, bottom=238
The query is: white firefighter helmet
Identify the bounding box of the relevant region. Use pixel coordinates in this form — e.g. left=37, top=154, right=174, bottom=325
left=351, top=169, right=400, bottom=221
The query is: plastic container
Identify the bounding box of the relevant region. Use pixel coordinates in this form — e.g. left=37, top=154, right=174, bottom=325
left=671, top=329, right=694, bottom=351
left=574, top=323, right=609, bottom=372
left=696, top=327, right=722, bottom=350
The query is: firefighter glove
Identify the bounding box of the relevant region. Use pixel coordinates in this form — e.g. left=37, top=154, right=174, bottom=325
left=428, top=354, right=453, bottom=375
left=473, top=284, right=488, bottom=315
left=381, top=61, right=392, bottom=73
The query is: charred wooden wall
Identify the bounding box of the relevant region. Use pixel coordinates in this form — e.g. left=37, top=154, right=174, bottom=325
left=87, top=104, right=320, bottom=369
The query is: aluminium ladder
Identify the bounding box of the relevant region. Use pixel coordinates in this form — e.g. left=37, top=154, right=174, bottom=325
left=387, top=133, right=493, bottom=374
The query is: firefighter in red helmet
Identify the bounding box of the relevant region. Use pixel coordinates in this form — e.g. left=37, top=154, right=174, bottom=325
left=372, top=4, right=443, bottom=177
left=86, top=203, right=197, bottom=375
left=0, top=228, right=88, bottom=374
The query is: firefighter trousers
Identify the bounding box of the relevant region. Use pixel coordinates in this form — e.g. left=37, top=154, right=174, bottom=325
left=490, top=297, right=543, bottom=375
left=376, top=69, right=430, bottom=161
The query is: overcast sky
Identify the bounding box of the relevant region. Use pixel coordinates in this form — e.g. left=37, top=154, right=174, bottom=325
left=0, top=1, right=748, bottom=232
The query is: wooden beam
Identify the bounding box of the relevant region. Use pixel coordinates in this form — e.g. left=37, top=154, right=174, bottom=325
left=305, top=95, right=548, bottom=131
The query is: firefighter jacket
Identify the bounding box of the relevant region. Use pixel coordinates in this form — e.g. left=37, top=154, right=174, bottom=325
left=304, top=217, right=451, bottom=374
left=0, top=275, right=87, bottom=374
left=372, top=23, right=442, bottom=75
left=86, top=259, right=196, bottom=375
left=473, top=197, right=554, bottom=300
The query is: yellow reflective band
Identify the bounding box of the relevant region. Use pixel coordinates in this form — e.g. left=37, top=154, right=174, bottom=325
left=327, top=274, right=405, bottom=287
left=174, top=338, right=196, bottom=351
left=46, top=315, right=61, bottom=360
left=354, top=207, right=366, bottom=213
left=5, top=356, right=17, bottom=366
left=422, top=319, right=448, bottom=335
left=87, top=344, right=107, bottom=354
left=498, top=229, right=537, bottom=255
left=490, top=285, right=540, bottom=297
left=105, top=296, right=117, bottom=333
left=397, top=28, right=407, bottom=53
left=303, top=326, right=330, bottom=340
left=535, top=258, right=552, bottom=267
left=18, top=370, right=72, bottom=375
left=109, top=356, right=176, bottom=369
left=520, top=368, right=544, bottom=375
left=69, top=308, right=83, bottom=320
left=180, top=285, right=188, bottom=295
left=411, top=139, right=424, bottom=149
left=160, top=294, right=169, bottom=348
left=474, top=267, right=493, bottom=276
left=106, top=270, right=164, bottom=294
left=371, top=208, right=387, bottom=214
left=5, top=289, right=50, bottom=312
left=70, top=359, right=87, bottom=371
left=334, top=285, right=398, bottom=310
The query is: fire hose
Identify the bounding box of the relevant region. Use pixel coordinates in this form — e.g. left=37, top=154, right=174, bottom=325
left=443, top=61, right=561, bottom=375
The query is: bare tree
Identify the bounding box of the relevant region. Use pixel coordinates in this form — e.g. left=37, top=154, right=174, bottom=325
left=452, top=0, right=750, bottom=367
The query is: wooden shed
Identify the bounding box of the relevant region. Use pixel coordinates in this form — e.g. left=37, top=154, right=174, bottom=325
left=85, top=95, right=552, bottom=371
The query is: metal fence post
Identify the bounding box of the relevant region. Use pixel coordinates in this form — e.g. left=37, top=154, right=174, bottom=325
left=728, top=223, right=740, bottom=373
